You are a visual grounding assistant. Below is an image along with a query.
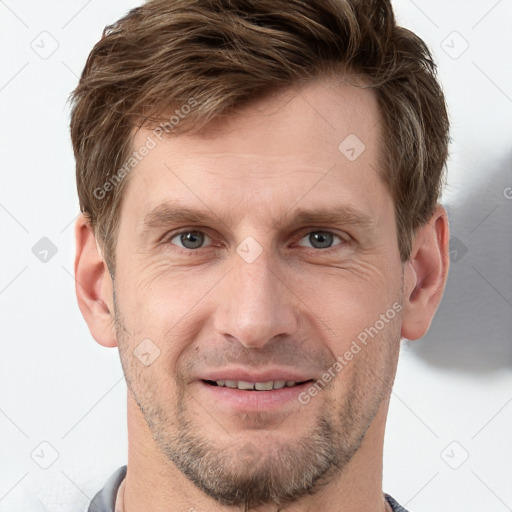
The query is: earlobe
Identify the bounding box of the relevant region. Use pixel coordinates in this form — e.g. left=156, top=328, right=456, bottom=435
left=401, top=205, right=450, bottom=341
left=74, top=214, right=117, bottom=348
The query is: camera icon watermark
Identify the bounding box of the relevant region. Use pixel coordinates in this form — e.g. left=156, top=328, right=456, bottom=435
left=30, top=31, right=59, bottom=60
left=32, top=237, right=58, bottom=263
left=237, top=442, right=263, bottom=466
left=440, top=440, right=469, bottom=469
left=31, top=441, right=59, bottom=469
left=449, top=236, right=468, bottom=263
left=338, top=134, right=366, bottom=162
left=440, top=31, right=469, bottom=60
left=236, top=236, right=263, bottom=263
left=134, top=338, right=161, bottom=366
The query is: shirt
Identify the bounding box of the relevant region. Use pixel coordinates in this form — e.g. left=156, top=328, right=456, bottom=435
left=87, top=465, right=411, bottom=512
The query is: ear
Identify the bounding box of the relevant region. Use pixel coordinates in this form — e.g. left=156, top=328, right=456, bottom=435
left=401, top=204, right=450, bottom=341
left=74, top=214, right=117, bottom=347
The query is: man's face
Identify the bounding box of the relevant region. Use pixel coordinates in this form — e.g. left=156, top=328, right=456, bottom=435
left=113, top=78, right=404, bottom=508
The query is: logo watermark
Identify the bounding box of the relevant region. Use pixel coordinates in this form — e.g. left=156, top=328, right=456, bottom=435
left=298, top=302, right=403, bottom=405
left=93, top=97, right=198, bottom=200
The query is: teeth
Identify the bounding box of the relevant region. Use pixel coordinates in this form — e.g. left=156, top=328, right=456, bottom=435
left=237, top=380, right=254, bottom=390
left=214, top=380, right=300, bottom=390
left=255, top=381, right=273, bottom=391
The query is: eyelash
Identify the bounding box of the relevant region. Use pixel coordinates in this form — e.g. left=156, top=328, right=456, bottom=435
left=163, top=228, right=349, bottom=254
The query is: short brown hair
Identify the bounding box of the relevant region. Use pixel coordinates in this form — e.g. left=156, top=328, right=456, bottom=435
left=69, top=0, right=450, bottom=272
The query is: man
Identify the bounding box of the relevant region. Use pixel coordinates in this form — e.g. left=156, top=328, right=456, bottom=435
left=70, top=0, right=450, bottom=510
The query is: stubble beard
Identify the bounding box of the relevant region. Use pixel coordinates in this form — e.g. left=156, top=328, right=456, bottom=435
left=114, top=290, right=399, bottom=510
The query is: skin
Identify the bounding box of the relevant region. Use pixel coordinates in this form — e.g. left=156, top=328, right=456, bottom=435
left=75, top=78, right=450, bottom=512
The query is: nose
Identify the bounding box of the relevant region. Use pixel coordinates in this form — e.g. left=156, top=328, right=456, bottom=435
left=213, top=246, right=299, bottom=349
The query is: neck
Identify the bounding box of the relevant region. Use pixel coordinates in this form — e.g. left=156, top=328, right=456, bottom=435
left=121, top=393, right=391, bottom=512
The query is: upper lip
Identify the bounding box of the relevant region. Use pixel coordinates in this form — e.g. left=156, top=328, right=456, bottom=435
left=197, top=368, right=315, bottom=383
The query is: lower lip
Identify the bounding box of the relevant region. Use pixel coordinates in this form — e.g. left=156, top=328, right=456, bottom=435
left=197, top=380, right=313, bottom=411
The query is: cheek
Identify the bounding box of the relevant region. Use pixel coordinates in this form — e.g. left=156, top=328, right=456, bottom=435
left=290, top=259, right=395, bottom=333
left=292, top=260, right=402, bottom=394
left=115, top=266, right=212, bottom=373
left=326, top=307, right=402, bottom=407
left=116, top=309, right=183, bottom=414
left=117, top=256, right=208, bottom=324
left=116, top=243, right=401, bottom=356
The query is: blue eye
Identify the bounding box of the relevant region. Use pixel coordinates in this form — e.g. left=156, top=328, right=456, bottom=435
left=296, top=231, right=344, bottom=250
left=166, top=229, right=346, bottom=252
left=169, top=230, right=213, bottom=250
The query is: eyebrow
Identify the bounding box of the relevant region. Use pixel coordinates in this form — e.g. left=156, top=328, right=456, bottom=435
left=141, top=203, right=375, bottom=233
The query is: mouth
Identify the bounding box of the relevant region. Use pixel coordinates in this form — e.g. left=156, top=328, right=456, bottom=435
left=202, top=379, right=313, bottom=390
left=197, top=378, right=315, bottom=411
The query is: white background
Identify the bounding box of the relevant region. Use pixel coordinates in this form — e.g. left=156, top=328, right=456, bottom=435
left=0, top=1, right=511, bottom=511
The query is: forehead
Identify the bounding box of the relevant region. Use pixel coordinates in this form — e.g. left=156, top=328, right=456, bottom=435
left=122, top=78, right=387, bottom=228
